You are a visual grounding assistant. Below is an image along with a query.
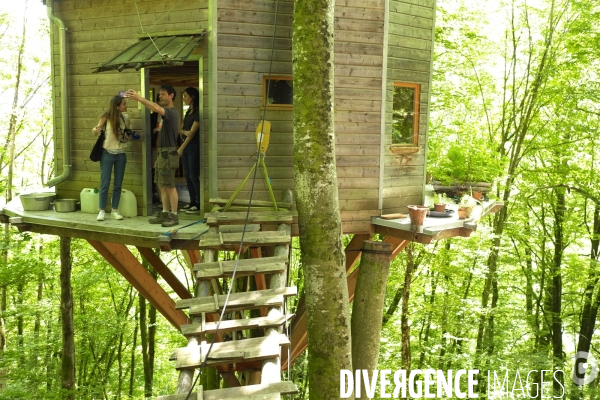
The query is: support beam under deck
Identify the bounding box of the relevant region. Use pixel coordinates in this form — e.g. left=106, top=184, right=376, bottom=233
left=89, top=241, right=189, bottom=330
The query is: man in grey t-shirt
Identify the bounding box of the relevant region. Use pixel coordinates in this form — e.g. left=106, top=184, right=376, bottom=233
left=126, top=85, right=181, bottom=227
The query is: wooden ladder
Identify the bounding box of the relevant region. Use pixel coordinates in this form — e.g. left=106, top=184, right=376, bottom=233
left=157, top=209, right=298, bottom=400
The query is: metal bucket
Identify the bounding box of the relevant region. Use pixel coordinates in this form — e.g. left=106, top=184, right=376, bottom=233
left=54, top=199, right=78, bottom=212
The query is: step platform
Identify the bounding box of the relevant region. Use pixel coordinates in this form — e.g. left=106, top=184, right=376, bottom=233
left=156, top=380, right=298, bottom=400
left=176, top=287, right=297, bottom=316
left=170, top=333, right=290, bottom=369
left=195, top=256, right=288, bottom=279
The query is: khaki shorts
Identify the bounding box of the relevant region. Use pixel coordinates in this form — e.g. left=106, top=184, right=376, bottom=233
left=155, top=147, right=178, bottom=188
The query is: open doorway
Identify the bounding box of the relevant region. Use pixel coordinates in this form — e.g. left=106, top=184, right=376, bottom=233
left=143, top=61, right=203, bottom=216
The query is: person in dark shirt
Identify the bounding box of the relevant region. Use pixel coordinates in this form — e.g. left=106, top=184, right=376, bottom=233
left=126, top=85, right=181, bottom=227
left=178, top=87, right=201, bottom=214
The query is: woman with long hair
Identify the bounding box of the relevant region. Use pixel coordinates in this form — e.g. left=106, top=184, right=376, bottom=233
left=178, top=87, right=201, bottom=213
left=91, top=95, right=132, bottom=221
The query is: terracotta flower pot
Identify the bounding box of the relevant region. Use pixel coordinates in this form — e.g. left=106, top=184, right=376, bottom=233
left=433, top=203, right=446, bottom=212
left=472, top=191, right=483, bottom=201
left=407, top=205, right=429, bottom=226
left=457, top=207, right=468, bottom=219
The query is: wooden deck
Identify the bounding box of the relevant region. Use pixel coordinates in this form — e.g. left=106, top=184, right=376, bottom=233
left=0, top=198, right=210, bottom=249
left=371, top=200, right=504, bottom=244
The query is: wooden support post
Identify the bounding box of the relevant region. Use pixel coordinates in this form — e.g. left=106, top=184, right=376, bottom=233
left=345, top=233, right=371, bottom=273
left=351, top=241, right=393, bottom=398
left=284, top=235, right=406, bottom=368
left=88, top=241, right=188, bottom=330
left=261, top=223, right=291, bottom=384
left=250, top=247, right=268, bottom=317
left=176, top=228, right=240, bottom=394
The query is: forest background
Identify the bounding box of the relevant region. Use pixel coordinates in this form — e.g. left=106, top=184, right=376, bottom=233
left=1, top=0, right=600, bottom=399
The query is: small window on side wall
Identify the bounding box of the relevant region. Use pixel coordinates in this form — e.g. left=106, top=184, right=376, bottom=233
left=392, top=82, right=420, bottom=145
left=263, top=76, right=293, bottom=109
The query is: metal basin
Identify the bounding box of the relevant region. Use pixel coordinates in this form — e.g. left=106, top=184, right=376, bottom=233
left=20, top=193, right=56, bottom=211
left=54, top=199, right=78, bottom=213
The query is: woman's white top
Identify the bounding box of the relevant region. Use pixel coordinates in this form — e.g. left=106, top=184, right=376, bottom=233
left=103, top=113, right=130, bottom=154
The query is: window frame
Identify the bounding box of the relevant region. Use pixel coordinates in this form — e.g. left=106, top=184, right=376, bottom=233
left=262, top=75, right=293, bottom=110
left=391, top=82, right=420, bottom=147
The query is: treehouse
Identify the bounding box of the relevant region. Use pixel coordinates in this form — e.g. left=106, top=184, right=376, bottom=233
left=0, top=0, right=503, bottom=397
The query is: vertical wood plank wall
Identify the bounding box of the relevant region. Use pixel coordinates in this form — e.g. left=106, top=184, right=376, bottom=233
left=382, top=0, right=435, bottom=213
left=52, top=1, right=208, bottom=213
left=334, top=0, right=385, bottom=233
left=215, top=0, right=295, bottom=204
left=50, top=0, right=435, bottom=234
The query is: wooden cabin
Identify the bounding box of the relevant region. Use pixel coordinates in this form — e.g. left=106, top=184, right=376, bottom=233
left=1, top=0, right=504, bottom=396
left=40, top=0, right=437, bottom=234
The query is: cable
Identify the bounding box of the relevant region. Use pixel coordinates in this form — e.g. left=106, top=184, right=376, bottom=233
left=133, top=0, right=179, bottom=66
left=183, top=1, right=281, bottom=397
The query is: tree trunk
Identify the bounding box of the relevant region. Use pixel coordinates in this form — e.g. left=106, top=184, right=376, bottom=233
left=129, top=312, right=138, bottom=398
left=351, top=241, right=392, bottom=398
left=401, top=242, right=418, bottom=371
left=60, top=236, right=75, bottom=399
left=550, top=188, right=565, bottom=394
left=293, top=0, right=353, bottom=397
left=382, top=285, right=403, bottom=326
left=5, top=0, right=27, bottom=201
left=418, top=270, right=437, bottom=368
left=573, top=203, right=600, bottom=393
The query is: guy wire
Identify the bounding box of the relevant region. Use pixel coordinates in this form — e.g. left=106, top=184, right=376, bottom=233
left=184, top=0, right=281, bottom=398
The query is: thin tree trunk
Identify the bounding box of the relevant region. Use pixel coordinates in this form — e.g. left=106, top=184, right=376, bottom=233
left=129, top=311, right=138, bottom=398
left=401, top=242, right=418, bottom=371
left=293, top=0, right=352, bottom=398
left=351, top=241, right=392, bottom=398
left=573, top=203, right=600, bottom=397
left=419, top=270, right=437, bottom=368
left=6, top=0, right=27, bottom=202
left=60, top=236, right=75, bottom=399
left=550, top=189, right=565, bottom=394
left=16, top=283, right=24, bottom=366
left=382, top=285, right=403, bottom=326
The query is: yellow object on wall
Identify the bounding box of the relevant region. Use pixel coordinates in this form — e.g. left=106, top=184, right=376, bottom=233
left=256, top=120, right=271, bottom=154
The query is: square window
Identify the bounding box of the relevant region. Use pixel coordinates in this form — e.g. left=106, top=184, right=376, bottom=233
left=392, top=82, right=420, bottom=145
left=263, top=76, right=293, bottom=109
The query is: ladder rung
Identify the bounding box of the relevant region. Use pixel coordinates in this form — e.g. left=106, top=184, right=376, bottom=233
left=170, top=334, right=290, bottom=369
left=195, top=255, right=288, bottom=279
left=198, top=231, right=291, bottom=249
left=181, top=313, right=294, bottom=336
left=176, top=287, right=297, bottom=315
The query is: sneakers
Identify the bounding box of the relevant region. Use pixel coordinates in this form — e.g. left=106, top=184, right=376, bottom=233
left=181, top=203, right=192, bottom=210
left=111, top=210, right=124, bottom=220
left=161, top=212, right=179, bottom=227
left=185, top=205, right=199, bottom=214
left=149, top=211, right=169, bottom=224
left=96, top=210, right=105, bottom=221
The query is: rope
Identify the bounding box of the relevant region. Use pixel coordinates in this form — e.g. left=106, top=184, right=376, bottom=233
left=132, top=0, right=166, bottom=66
left=184, top=1, right=281, bottom=397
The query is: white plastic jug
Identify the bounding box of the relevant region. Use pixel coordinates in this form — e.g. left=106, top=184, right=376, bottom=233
left=118, top=189, right=137, bottom=217
left=80, top=188, right=99, bottom=214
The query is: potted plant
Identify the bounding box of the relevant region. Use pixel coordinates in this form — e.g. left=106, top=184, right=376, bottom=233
left=457, top=195, right=477, bottom=219
left=428, top=141, right=503, bottom=196
left=433, top=192, right=448, bottom=212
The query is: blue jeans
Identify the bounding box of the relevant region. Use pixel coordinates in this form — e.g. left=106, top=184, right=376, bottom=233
left=99, top=150, right=126, bottom=210
left=182, top=143, right=200, bottom=206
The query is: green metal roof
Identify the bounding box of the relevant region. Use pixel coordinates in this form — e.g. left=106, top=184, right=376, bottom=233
left=93, top=31, right=206, bottom=73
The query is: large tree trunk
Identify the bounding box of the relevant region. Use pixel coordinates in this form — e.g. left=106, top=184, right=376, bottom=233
left=60, top=236, right=75, bottom=399
left=351, top=241, right=392, bottom=398
left=293, top=0, right=353, bottom=398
